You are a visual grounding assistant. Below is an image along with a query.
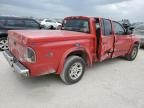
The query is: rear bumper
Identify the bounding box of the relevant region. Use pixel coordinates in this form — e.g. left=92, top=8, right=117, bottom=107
left=3, top=50, right=29, bottom=78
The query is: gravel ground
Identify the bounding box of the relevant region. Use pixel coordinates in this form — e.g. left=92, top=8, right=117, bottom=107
left=0, top=49, right=144, bottom=108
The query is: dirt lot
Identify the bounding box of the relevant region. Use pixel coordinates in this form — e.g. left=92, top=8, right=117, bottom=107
left=0, top=50, right=144, bottom=108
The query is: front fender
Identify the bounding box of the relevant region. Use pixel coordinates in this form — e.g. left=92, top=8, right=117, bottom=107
left=128, top=37, right=140, bottom=55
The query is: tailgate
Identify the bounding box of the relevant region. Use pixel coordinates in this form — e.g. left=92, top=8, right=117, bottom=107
left=8, top=31, right=28, bottom=61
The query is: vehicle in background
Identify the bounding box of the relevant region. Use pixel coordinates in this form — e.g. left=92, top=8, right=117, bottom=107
left=139, top=34, right=144, bottom=48
left=54, top=19, right=63, bottom=24
left=35, top=18, right=44, bottom=23
left=40, top=19, right=62, bottom=29
left=3, top=16, right=140, bottom=84
left=134, top=24, right=144, bottom=48
left=0, top=16, right=42, bottom=50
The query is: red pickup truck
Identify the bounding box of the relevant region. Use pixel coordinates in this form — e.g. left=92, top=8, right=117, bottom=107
left=3, top=16, right=140, bottom=84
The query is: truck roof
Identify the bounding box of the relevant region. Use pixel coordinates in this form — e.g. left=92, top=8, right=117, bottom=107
left=64, top=16, right=102, bottom=20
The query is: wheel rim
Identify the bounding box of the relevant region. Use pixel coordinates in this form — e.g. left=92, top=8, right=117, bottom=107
left=0, top=39, right=8, bottom=50
left=131, top=47, right=137, bottom=59
left=69, top=62, right=83, bottom=80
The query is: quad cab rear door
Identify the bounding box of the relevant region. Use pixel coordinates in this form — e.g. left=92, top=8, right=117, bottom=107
left=98, top=18, right=115, bottom=61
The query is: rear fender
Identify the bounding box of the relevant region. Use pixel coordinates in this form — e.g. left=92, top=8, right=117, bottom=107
left=56, top=47, right=92, bottom=74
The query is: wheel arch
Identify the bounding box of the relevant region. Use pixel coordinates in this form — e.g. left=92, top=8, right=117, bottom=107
left=56, top=47, right=92, bottom=74
left=128, top=41, right=140, bottom=55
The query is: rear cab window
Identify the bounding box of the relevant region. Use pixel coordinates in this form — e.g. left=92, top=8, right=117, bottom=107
left=62, top=18, right=90, bottom=33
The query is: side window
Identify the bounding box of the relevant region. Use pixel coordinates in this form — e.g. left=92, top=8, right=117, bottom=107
left=95, top=18, right=100, bottom=29
left=45, top=20, right=52, bottom=22
left=25, top=20, right=39, bottom=28
left=7, top=19, right=24, bottom=27
left=7, top=19, right=16, bottom=26
left=113, top=22, right=125, bottom=35
left=101, top=19, right=112, bottom=36
left=0, top=19, right=6, bottom=26
left=15, top=20, right=24, bottom=27
left=95, top=18, right=100, bottom=37
left=101, top=20, right=105, bottom=35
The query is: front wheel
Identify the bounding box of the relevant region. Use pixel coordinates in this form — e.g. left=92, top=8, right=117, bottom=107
left=0, top=38, right=8, bottom=51
left=125, top=45, right=139, bottom=61
left=60, top=56, right=86, bottom=85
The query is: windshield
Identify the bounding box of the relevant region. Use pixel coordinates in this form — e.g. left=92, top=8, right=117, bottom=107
left=62, top=19, right=90, bottom=33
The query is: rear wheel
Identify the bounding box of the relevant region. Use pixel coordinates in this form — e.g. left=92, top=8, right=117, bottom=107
left=0, top=38, right=8, bottom=51
left=60, top=56, right=86, bottom=85
left=125, top=45, right=139, bottom=61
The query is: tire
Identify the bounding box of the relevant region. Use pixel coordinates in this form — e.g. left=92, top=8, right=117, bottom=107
left=50, top=25, right=54, bottom=29
left=140, top=44, right=144, bottom=49
left=125, top=45, right=139, bottom=61
left=60, top=56, right=86, bottom=85
left=0, top=37, right=8, bottom=51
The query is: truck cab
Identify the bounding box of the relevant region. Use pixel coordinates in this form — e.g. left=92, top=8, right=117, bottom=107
left=3, top=16, right=140, bottom=84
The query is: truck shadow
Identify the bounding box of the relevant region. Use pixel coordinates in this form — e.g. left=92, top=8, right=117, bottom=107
left=89, top=57, right=123, bottom=70
left=18, top=74, right=63, bottom=88
left=14, top=48, right=144, bottom=89
left=11, top=55, right=140, bottom=101
left=17, top=57, right=124, bottom=89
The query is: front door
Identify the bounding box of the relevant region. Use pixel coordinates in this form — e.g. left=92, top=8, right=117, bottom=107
left=112, top=21, right=132, bottom=58
left=98, top=18, right=115, bottom=61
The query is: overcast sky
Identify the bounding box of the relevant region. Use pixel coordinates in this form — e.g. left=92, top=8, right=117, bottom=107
left=0, top=0, right=143, bottom=22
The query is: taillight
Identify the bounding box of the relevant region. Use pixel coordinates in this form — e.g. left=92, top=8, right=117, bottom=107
left=24, top=47, right=36, bottom=63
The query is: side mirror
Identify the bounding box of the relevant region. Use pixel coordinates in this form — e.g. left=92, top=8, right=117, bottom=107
left=125, top=26, right=135, bottom=35
left=129, top=26, right=135, bottom=31
left=126, top=30, right=133, bottom=35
